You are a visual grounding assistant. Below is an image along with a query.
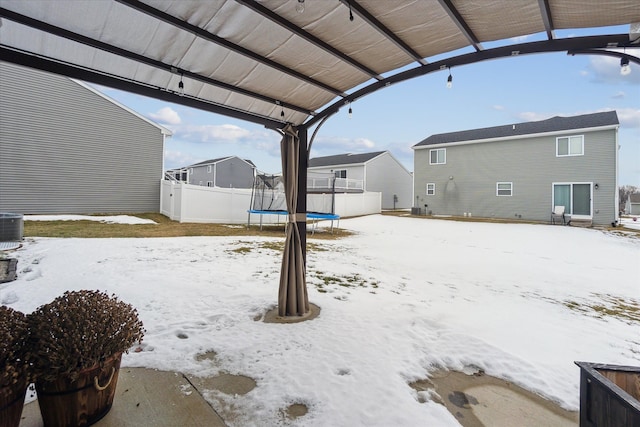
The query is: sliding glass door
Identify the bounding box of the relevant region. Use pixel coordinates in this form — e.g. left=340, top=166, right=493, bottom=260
left=553, top=183, right=592, bottom=217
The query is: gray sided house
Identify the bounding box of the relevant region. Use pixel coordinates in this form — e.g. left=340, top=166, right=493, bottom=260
left=0, top=61, right=171, bottom=214
left=308, top=151, right=413, bottom=209
left=168, top=156, right=256, bottom=188
left=625, top=194, right=640, bottom=215
left=412, top=112, right=619, bottom=226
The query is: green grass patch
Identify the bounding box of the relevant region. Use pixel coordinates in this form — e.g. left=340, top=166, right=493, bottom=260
left=24, top=213, right=352, bottom=240
left=563, top=293, right=639, bottom=325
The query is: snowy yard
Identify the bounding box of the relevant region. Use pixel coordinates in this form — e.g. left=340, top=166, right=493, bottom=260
left=2, top=215, right=639, bottom=426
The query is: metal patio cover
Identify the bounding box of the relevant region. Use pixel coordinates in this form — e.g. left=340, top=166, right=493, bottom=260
left=1, top=0, right=639, bottom=131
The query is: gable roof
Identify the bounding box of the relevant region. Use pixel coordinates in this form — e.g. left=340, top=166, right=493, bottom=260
left=189, top=156, right=256, bottom=168
left=309, top=151, right=387, bottom=168
left=413, top=111, right=619, bottom=148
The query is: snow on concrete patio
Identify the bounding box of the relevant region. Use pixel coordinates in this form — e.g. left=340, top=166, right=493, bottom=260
left=2, top=214, right=638, bottom=426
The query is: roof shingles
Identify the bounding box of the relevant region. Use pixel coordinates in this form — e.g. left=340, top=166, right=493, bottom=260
left=413, top=111, right=619, bottom=147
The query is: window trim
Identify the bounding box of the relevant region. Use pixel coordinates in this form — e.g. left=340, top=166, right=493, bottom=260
left=496, top=182, right=512, bottom=197
left=334, top=169, right=347, bottom=179
left=207, top=165, right=212, bottom=173
left=429, top=148, right=446, bottom=165
left=556, top=135, right=584, bottom=157
left=426, top=183, right=435, bottom=195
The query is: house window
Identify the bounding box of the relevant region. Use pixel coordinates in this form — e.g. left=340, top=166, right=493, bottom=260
left=553, top=183, right=592, bottom=216
left=207, top=165, right=212, bottom=173
left=334, top=170, right=347, bottom=179
left=430, top=148, right=446, bottom=164
left=426, top=183, right=435, bottom=195
left=207, top=181, right=213, bottom=187
left=496, top=182, right=512, bottom=196
left=556, top=135, right=583, bottom=157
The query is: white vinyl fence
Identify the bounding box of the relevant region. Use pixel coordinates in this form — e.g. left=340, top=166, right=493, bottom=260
left=160, top=180, right=381, bottom=224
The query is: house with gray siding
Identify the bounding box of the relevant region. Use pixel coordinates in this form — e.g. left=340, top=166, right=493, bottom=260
left=412, top=112, right=619, bottom=226
left=167, top=156, right=256, bottom=188
left=625, top=194, right=640, bottom=215
left=0, top=61, right=171, bottom=214
left=308, top=151, right=413, bottom=210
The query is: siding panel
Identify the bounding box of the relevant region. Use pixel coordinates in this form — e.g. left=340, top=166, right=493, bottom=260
left=414, top=127, right=617, bottom=225
left=0, top=62, right=165, bottom=214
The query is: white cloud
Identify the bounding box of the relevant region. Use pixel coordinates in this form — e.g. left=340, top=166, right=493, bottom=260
left=587, top=54, right=640, bottom=84
left=181, top=124, right=253, bottom=142
left=616, top=107, right=640, bottom=129
left=515, top=108, right=640, bottom=129
left=611, top=91, right=626, bottom=99
left=148, top=107, right=181, bottom=125
left=312, top=136, right=376, bottom=153
left=492, top=105, right=505, bottom=111
left=163, top=150, right=199, bottom=169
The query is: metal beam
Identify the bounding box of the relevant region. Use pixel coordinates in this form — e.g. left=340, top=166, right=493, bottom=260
left=0, top=47, right=286, bottom=129
left=236, top=0, right=383, bottom=81
left=306, top=34, right=630, bottom=128
left=339, top=0, right=428, bottom=66
left=537, top=0, right=556, bottom=40
left=0, top=7, right=313, bottom=117
left=117, top=0, right=344, bottom=98
left=568, top=48, right=640, bottom=65
left=437, top=0, right=483, bottom=52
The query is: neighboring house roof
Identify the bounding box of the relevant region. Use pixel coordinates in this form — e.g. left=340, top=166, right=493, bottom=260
left=188, top=156, right=256, bottom=168
left=309, top=151, right=387, bottom=168
left=413, top=111, right=619, bottom=148
left=629, top=194, right=640, bottom=204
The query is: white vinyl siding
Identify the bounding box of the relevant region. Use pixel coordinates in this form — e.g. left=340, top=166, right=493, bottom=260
left=556, top=135, right=584, bottom=157
left=496, top=182, right=512, bottom=196
left=426, top=183, right=435, bottom=195
left=430, top=148, right=446, bottom=164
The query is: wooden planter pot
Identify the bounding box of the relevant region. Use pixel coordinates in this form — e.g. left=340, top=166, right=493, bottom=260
left=0, top=376, right=28, bottom=427
left=35, top=353, right=122, bottom=427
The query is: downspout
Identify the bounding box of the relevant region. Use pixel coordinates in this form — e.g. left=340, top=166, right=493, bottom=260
left=615, top=125, right=620, bottom=225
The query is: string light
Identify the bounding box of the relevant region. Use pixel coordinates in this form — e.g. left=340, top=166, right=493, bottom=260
left=296, top=0, right=305, bottom=14
left=446, top=67, right=453, bottom=89
left=348, top=1, right=354, bottom=21
left=348, top=103, right=353, bottom=119
left=620, top=57, right=631, bottom=75
left=178, top=74, right=184, bottom=96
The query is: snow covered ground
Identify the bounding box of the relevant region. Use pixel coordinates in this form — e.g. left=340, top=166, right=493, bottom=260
left=3, top=214, right=639, bottom=426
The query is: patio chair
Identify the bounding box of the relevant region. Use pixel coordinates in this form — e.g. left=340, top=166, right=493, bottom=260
left=551, top=205, right=566, bottom=225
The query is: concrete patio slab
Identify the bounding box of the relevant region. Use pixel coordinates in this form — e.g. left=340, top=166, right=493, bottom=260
left=19, top=368, right=227, bottom=427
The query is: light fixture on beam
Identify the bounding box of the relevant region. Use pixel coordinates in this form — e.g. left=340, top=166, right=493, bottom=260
left=178, top=74, right=184, bottom=96
left=296, top=0, right=305, bottom=14
left=620, top=57, right=631, bottom=75
left=348, top=103, right=353, bottom=119
left=446, top=67, right=453, bottom=89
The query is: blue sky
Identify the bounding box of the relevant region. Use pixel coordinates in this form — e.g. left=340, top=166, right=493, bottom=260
left=95, top=28, right=640, bottom=186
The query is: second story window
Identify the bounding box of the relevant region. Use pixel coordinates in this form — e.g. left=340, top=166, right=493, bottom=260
left=556, top=135, right=583, bottom=157
left=334, top=170, right=347, bottom=179
left=430, top=148, right=446, bottom=164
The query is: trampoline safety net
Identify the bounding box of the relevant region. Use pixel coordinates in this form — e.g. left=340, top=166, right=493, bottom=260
left=249, top=171, right=337, bottom=215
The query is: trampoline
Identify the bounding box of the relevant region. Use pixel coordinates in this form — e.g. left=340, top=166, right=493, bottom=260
left=248, top=172, right=340, bottom=233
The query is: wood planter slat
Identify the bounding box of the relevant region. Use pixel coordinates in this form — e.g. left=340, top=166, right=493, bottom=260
left=35, top=353, right=122, bottom=427
left=575, top=361, right=640, bottom=427
left=0, top=376, right=28, bottom=427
